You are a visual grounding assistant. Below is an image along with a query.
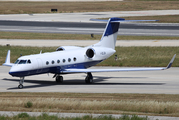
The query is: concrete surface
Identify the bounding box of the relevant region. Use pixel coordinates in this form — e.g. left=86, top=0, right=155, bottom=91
left=0, top=111, right=178, bottom=120
left=1, top=25, right=179, bottom=36
left=0, top=0, right=122, bottom=1
left=0, top=10, right=179, bottom=22
left=1, top=39, right=179, bottom=47
left=0, top=66, right=179, bottom=94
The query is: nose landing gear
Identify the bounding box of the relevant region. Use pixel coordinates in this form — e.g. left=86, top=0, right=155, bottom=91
left=18, top=77, right=24, bottom=89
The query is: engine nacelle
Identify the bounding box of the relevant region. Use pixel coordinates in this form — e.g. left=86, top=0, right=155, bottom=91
left=86, top=48, right=95, bottom=58
left=85, top=47, right=116, bottom=60
left=56, top=46, right=82, bottom=51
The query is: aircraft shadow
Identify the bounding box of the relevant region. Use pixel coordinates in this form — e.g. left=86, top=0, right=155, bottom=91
left=3, top=76, right=165, bottom=90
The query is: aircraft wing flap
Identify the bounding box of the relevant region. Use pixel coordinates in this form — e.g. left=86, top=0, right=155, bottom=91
left=61, top=67, right=165, bottom=73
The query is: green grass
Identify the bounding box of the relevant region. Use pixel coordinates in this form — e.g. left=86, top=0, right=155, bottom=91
left=0, top=32, right=100, bottom=40
left=0, top=46, right=178, bottom=67
left=1, top=31, right=179, bottom=40
left=0, top=1, right=178, bottom=14
left=0, top=113, right=148, bottom=120
left=98, top=47, right=179, bottom=67
left=1, top=93, right=179, bottom=117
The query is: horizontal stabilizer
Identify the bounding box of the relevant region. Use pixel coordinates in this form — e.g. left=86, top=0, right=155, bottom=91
left=90, top=18, right=125, bottom=22
left=90, top=18, right=158, bottom=23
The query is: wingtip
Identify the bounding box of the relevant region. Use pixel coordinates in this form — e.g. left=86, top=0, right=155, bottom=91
left=3, top=50, right=13, bottom=67
left=166, top=54, right=176, bottom=69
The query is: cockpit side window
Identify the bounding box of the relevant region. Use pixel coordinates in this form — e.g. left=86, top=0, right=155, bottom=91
left=27, top=59, right=31, bottom=64
left=14, top=60, right=19, bottom=64
left=18, top=60, right=27, bottom=64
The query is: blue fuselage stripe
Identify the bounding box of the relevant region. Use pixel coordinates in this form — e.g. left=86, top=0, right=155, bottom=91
left=9, top=60, right=102, bottom=77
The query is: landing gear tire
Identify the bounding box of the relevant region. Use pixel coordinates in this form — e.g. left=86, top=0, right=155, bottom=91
left=18, top=84, right=23, bottom=89
left=85, top=72, right=93, bottom=84
left=18, top=77, right=24, bottom=89
left=56, top=76, right=63, bottom=83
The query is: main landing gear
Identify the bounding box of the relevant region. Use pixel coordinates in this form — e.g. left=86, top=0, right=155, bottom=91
left=54, top=73, right=93, bottom=84
left=18, top=77, right=24, bottom=89
left=56, top=75, right=63, bottom=83
left=85, top=72, right=93, bottom=84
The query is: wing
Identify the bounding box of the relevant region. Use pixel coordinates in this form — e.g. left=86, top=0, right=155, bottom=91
left=61, top=54, right=176, bottom=74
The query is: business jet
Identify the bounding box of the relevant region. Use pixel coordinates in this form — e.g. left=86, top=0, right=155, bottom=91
left=3, top=17, right=176, bottom=89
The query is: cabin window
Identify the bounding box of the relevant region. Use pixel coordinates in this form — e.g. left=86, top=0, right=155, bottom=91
left=63, top=59, right=66, bottom=63
left=46, top=61, right=49, bottom=65
left=73, top=57, right=76, bottom=61
left=18, top=60, right=27, bottom=64
left=15, top=60, right=19, bottom=64
left=57, top=60, right=60, bottom=63
left=27, top=60, right=31, bottom=64
left=68, top=58, right=71, bottom=62
left=52, top=60, right=55, bottom=64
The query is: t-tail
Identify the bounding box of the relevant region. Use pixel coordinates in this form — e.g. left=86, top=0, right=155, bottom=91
left=93, top=17, right=124, bottom=49
left=91, top=17, right=158, bottom=49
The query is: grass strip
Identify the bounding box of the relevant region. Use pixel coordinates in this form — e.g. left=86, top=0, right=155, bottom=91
left=0, top=113, right=148, bottom=120
left=0, top=32, right=100, bottom=40
left=0, top=93, right=179, bottom=117
left=0, top=46, right=178, bottom=67
left=1, top=31, right=179, bottom=40
left=0, top=1, right=178, bottom=14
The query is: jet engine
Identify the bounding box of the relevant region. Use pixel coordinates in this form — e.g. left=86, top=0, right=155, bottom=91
left=56, top=46, right=82, bottom=51
left=86, top=48, right=95, bottom=59
left=85, top=47, right=116, bottom=60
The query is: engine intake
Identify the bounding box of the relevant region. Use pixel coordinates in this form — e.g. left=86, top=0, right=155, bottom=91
left=56, top=47, right=64, bottom=51
left=86, top=48, right=95, bottom=58
left=56, top=46, right=82, bottom=51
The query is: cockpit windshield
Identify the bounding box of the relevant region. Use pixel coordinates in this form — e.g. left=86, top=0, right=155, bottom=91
left=19, top=60, right=27, bottom=64
left=15, top=59, right=31, bottom=64
left=14, top=60, right=19, bottom=64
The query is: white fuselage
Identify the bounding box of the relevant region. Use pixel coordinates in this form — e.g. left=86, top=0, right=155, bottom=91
left=9, top=47, right=116, bottom=77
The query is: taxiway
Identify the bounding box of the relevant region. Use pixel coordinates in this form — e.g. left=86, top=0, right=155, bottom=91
left=0, top=66, right=179, bottom=94
left=1, top=10, right=179, bottom=36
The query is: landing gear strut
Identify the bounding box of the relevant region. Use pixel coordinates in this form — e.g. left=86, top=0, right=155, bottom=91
left=56, top=75, right=63, bottom=83
left=85, top=72, right=93, bottom=84
left=18, top=77, right=24, bottom=89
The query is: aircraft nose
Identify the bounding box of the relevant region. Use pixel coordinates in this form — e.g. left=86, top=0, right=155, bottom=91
left=9, top=71, right=15, bottom=76
left=9, top=66, right=20, bottom=77
left=9, top=68, right=16, bottom=76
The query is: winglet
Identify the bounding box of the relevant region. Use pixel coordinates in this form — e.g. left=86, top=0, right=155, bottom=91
left=165, top=54, right=176, bottom=69
left=5, top=50, right=10, bottom=64
left=3, top=50, right=14, bottom=67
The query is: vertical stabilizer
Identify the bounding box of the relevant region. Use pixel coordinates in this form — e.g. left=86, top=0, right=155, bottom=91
left=94, top=18, right=123, bottom=49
